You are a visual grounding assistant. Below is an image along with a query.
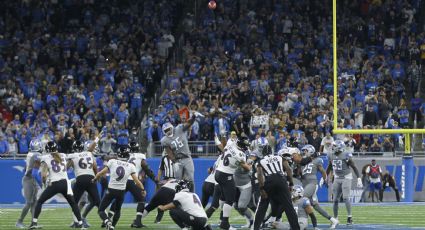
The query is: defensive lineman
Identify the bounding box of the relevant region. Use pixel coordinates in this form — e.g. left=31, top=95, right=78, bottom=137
left=16, top=140, right=43, bottom=229
left=214, top=137, right=251, bottom=230
left=300, top=145, right=338, bottom=228
left=326, top=140, right=362, bottom=225
left=93, top=146, right=146, bottom=230
left=161, top=115, right=196, bottom=191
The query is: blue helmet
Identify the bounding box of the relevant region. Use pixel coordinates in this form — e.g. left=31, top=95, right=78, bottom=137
left=29, top=140, right=42, bottom=152
left=301, top=144, right=315, bottom=157
left=333, top=140, right=346, bottom=153
left=292, top=185, right=304, bottom=198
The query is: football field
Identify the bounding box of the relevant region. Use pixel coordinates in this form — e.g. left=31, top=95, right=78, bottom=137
left=1, top=202, right=425, bottom=229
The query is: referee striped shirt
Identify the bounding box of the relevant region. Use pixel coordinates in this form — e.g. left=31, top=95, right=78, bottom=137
left=159, top=155, right=175, bottom=179
left=259, top=155, right=286, bottom=177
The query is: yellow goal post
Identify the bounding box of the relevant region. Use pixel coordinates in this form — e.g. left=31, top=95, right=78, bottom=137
left=331, top=0, right=425, bottom=154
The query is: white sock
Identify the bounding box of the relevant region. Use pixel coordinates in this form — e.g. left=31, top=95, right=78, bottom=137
left=32, top=218, right=38, bottom=223
left=269, top=216, right=276, bottom=222
left=72, top=214, right=78, bottom=222
left=219, top=200, right=225, bottom=209
left=222, top=203, right=232, bottom=218
left=142, top=210, right=149, bottom=218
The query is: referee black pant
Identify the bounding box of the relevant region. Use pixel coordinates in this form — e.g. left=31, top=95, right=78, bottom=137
left=253, top=175, right=299, bottom=230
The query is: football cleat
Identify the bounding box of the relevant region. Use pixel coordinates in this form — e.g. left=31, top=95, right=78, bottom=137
left=347, top=216, right=353, bottom=225
left=82, top=218, right=91, bottom=228
left=130, top=219, right=146, bottom=228
left=15, top=221, right=25, bottom=229
left=28, top=222, right=39, bottom=229
left=330, top=217, right=339, bottom=229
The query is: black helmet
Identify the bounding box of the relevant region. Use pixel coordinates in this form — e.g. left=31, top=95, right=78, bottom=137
left=117, top=146, right=130, bottom=159
left=128, top=141, right=139, bottom=153
left=262, top=145, right=273, bottom=156
left=236, top=136, right=250, bottom=151
left=45, top=141, right=58, bottom=153
left=72, top=140, right=84, bottom=153
left=175, top=180, right=189, bottom=193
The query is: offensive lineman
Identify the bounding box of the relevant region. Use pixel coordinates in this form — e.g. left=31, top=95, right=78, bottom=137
left=300, top=145, right=338, bottom=228
left=93, top=146, right=146, bottom=230
left=67, top=140, right=100, bottom=228
left=214, top=137, right=251, bottom=230
left=161, top=114, right=196, bottom=191
left=16, top=140, right=43, bottom=229
left=326, top=140, right=363, bottom=225
left=29, top=142, right=85, bottom=229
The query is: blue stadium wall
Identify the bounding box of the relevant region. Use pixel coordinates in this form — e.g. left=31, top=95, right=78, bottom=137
left=0, top=157, right=424, bottom=204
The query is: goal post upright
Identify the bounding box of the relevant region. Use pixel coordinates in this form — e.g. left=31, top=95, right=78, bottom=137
left=331, top=0, right=423, bottom=202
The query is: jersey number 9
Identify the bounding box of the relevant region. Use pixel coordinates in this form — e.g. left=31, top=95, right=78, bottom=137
left=116, top=166, right=126, bottom=181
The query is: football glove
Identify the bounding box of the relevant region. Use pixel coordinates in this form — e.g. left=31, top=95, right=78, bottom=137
left=319, top=177, right=326, bottom=188
left=357, top=178, right=363, bottom=188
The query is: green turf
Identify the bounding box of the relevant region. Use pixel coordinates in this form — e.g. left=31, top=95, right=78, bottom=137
left=1, top=204, right=424, bottom=229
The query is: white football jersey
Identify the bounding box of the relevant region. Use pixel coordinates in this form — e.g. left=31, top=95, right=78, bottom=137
left=162, top=179, right=179, bottom=190
left=216, top=145, right=246, bottom=175
left=174, top=191, right=208, bottom=218
left=225, top=138, right=237, bottom=148
left=107, top=159, right=136, bottom=190
left=205, top=154, right=222, bottom=184
left=39, top=153, right=69, bottom=182
left=67, top=151, right=95, bottom=177
left=127, top=153, right=146, bottom=181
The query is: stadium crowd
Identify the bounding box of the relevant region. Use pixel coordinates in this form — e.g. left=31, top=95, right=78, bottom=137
left=0, top=0, right=424, bottom=156
left=147, top=0, right=425, bottom=153
left=0, top=0, right=180, bottom=155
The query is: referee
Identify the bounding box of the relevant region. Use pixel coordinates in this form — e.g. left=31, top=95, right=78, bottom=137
left=155, top=151, right=176, bottom=223
left=254, top=145, right=300, bottom=230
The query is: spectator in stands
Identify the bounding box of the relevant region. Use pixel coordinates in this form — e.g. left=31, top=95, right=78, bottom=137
left=0, top=136, right=8, bottom=155
left=147, top=121, right=163, bottom=143
left=100, top=132, right=117, bottom=155
left=307, top=131, right=322, bottom=154
left=16, top=129, right=31, bottom=154
left=320, top=132, right=334, bottom=156
left=369, top=138, right=382, bottom=153
left=382, top=136, right=395, bottom=152
left=364, top=106, right=379, bottom=127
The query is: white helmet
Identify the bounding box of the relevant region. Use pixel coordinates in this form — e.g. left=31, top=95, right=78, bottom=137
left=301, top=145, right=315, bottom=157
left=162, top=122, right=174, bottom=137
left=288, top=147, right=301, bottom=156
left=277, top=146, right=290, bottom=156
left=292, top=185, right=304, bottom=198
left=30, top=140, right=42, bottom=152
left=332, top=140, right=346, bottom=153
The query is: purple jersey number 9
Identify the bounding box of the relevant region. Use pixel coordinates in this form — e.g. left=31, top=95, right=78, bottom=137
left=116, top=166, right=125, bottom=181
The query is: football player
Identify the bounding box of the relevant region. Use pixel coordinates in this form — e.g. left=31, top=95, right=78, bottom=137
left=161, top=115, right=196, bottom=191
left=300, top=145, right=338, bottom=228
left=326, top=140, right=362, bottom=225
left=234, top=151, right=254, bottom=228
left=16, top=140, right=43, bottom=229
left=93, top=146, right=146, bottom=230
left=109, top=141, right=157, bottom=228
left=29, top=142, right=85, bottom=229
left=141, top=179, right=180, bottom=219
left=67, top=139, right=100, bottom=228
left=159, top=180, right=212, bottom=230
left=214, top=137, right=251, bottom=230
left=273, top=185, right=317, bottom=230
